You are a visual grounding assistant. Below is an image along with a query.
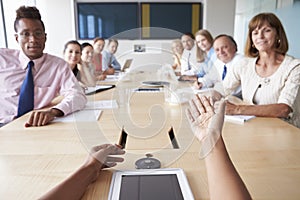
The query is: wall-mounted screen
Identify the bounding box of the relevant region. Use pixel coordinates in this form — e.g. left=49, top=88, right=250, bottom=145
left=77, top=3, right=139, bottom=39
left=76, top=2, right=202, bottom=39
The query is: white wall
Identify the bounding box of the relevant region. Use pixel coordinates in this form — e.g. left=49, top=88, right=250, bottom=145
left=275, top=1, right=300, bottom=57
left=202, top=0, right=236, bottom=37
left=234, top=0, right=300, bottom=58
left=2, top=0, right=74, bottom=57
left=36, top=0, right=75, bottom=56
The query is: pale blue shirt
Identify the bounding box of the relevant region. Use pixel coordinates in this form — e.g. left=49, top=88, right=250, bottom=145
left=102, top=50, right=121, bottom=71
left=197, top=47, right=217, bottom=78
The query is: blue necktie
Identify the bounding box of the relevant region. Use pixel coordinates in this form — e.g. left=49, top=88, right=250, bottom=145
left=222, top=65, right=227, bottom=80
left=17, top=61, right=34, bottom=117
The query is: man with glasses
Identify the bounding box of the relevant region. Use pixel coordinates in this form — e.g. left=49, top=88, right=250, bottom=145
left=0, top=6, right=86, bottom=127
left=180, top=32, right=198, bottom=76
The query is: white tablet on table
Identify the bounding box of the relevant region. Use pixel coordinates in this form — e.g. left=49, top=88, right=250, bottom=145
left=108, top=168, right=194, bottom=200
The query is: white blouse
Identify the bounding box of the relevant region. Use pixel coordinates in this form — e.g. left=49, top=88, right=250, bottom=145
left=223, top=55, right=300, bottom=128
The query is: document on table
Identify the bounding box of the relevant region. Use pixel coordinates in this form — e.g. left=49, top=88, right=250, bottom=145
left=225, top=115, right=255, bottom=124
left=53, top=110, right=102, bottom=122
left=53, top=100, right=118, bottom=123
left=85, top=100, right=118, bottom=109
left=99, top=74, right=122, bottom=82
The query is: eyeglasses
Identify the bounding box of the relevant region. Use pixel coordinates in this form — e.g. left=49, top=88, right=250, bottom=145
left=17, top=31, right=45, bottom=39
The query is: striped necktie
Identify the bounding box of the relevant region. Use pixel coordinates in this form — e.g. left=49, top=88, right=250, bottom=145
left=17, top=61, right=34, bottom=117
left=222, top=64, right=227, bottom=80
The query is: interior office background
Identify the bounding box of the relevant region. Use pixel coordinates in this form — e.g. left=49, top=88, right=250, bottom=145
left=0, top=0, right=299, bottom=67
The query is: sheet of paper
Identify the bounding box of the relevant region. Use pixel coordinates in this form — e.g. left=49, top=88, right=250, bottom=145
left=192, top=87, right=214, bottom=94
left=85, top=100, right=118, bottom=109
left=99, top=74, right=121, bottom=82
left=225, top=115, right=255, bottom=124
left=53, top=110, right=102, bottom=122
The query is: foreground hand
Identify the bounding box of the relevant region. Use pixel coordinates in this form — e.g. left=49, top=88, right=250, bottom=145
left=89, top=144, right=125, bottom=169
left=186, top=95, right=225, bottom=141
left=200, top=89, right=223, bottom=102
left=85, top=144, right=125, bottom=182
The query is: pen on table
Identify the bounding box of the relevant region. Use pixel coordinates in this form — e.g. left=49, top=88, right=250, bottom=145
left=135, top=88, right=160, bottom=92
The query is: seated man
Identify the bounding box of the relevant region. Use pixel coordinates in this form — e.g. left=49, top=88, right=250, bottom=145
left=0, top=6, right=87, bottom=127
left=179, top=33, right=199, bottom=77
left=101, top=39, right=121, bottom=75
left=194, top=34, right=243, bottom=98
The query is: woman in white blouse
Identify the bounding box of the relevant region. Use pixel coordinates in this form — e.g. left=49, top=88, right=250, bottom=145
left=223, top=12, right=300, bottom=128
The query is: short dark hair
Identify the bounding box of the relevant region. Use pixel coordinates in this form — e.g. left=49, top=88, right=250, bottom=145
left=181, top=32, right=195, bottom=40
left=14, top=6, right=45, bottom=32
left=63, top=40, right=82, bottom=53
left=81, top=42, right=93, bottom=50
left=214, top=34, right=238, bottom=52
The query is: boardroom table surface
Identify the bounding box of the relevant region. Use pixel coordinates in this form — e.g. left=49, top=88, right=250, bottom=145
left=0, top=70, right=300, bottom=200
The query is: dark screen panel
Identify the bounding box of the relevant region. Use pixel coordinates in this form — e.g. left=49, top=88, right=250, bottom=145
left=120, top=174, right=184, bottom=200
left=142, top=3, right=202, bottom=39
left=77, top=3, right=139, bottom=39
left=76, top=2, right=202, bottom=39
left=149, top=3, right=192, bottom=38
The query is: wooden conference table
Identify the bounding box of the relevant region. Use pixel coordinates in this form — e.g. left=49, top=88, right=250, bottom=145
left=0, top=70, right=300, bottom=200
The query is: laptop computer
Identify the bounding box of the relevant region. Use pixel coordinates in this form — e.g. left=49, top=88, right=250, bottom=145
left=121, top=59, right=133, bottom=72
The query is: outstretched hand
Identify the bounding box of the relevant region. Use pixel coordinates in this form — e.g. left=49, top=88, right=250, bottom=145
left=88, top=144, right=125, bottom=168
left=84, top=144, right=125, bottom=183
left=186, top=95, right=225, bottom=142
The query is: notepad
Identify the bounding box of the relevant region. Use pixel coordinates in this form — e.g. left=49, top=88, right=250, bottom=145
left=225, top=115, right=255, bottom=124
left=53, top=109, right=102, bottom=122
left=85, top=100, right=118, bottom=109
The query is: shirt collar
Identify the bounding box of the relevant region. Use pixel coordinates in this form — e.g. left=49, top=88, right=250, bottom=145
left=18, top=51, right=46, bottom=70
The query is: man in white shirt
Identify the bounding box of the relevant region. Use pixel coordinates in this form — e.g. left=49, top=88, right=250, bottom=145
left=194, top=34, right=243, bottom=97
left=180, top=33, right=199, bottom=76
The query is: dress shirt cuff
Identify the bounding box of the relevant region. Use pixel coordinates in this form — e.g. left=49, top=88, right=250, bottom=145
left=53, top=94, right=87, bottom=116
left=197, top=77, right=207, bottom=88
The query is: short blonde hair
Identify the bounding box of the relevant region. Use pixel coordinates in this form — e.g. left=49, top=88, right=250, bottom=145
left=171, top=39, right=183, bottom=53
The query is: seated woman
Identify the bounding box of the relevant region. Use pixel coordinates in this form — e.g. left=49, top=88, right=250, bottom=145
left=63, top=40, right=82, bottom=77
left=92, top=37, right=105, bottom=76
left=222, top=13, right=300, bottom=128
left=171, top=39, right=184, bottom=75
left=195, top=29, right=217, bottom=78
left=77, top=42, right=97, bottom=87
left=102, top=39, right=121, bottom=75
left=180, top=29, right=216, bottom=81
